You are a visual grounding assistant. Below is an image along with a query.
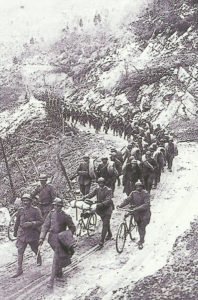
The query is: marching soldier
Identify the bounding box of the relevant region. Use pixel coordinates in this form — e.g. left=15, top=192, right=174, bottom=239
left=117, top=181, right=151, bottom=249
left=153, top=143, right=165, bottom=184
left=77, top=154, right=92, bottom=195
left=123, top=143, right=133, bottom=163
left=110, top=152, right=122, bottom=187
left=142, top=151, right=158, bottom=193
left=82, top=177, right=114, bottom=248
left=123, top=158, right=142, bottom=195
left=31, top=174, right=56, bottom=219
left=12, top=194, right=43, bottom=278
left=165, top=138, right=178, bottom=172
left=97, top=157, right=118, bottom=195
left=39, top=198, right=76, bottom=288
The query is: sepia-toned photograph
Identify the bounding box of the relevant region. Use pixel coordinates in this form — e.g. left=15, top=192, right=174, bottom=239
left=0, top=0, right=197, bottom=299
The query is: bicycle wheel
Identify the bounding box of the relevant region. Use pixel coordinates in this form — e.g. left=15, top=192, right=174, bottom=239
left=8, top=212, right=17, bottom=241
left=116, top=222, right=127, bottom=253
left=76, top=219, right=83, bottom=238
left=129, top=216, right=137, bottom=241
left=87, top=213, right=97, bottom=236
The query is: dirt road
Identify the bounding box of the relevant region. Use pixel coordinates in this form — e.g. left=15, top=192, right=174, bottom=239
left=0, top=136, right=197, bottom=300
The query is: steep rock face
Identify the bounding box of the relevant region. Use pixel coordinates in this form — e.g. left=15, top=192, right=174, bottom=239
left=12, top=1, right=197, bottom=128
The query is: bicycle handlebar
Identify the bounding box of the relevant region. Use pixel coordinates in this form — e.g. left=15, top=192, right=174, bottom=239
left=117, top=207, right=137, bottom=213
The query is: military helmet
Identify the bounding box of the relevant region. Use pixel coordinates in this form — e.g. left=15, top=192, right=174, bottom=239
left=39, top=173, right=48, bottom=181
left=97, top=177, right=105, bottom=183
left=129, top=156, right=135, bottom=161
left=146, top=151, right=152, bottom=156
left=110, top=152, right=116, bottom=156
left=101, top=157, right=108, bottom=160
left=131, top=160, right=138, bottom=164
left=135, top=180, right=144, bottom=187
left=53, top=197, right=63, bottom=206
left=21, top=193, right=32, bottom=201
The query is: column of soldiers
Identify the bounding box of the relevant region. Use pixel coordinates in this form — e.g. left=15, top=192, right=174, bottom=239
left=12, top=116, right=178, bottom=288
left=76, top=121, right=178, bottom=251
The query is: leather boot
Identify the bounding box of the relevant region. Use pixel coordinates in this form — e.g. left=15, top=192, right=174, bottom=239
left=12, top=254, right=23, bottom=278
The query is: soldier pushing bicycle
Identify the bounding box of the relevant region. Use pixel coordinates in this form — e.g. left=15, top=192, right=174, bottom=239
left=117, top=180, right=151, bottom=250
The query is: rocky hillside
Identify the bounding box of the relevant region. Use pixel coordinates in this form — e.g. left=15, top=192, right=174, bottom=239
left=9, top=0, right=195, bottom=128
left=112, top=219, right=198, bottom=300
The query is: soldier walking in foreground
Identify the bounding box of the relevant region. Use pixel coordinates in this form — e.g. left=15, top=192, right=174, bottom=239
left=39, top=198, right=76, bottom=288
left=31, top=174, right=56, bottom=219
left=117, top=181, right=151, bottom=249
left=82, top=177, right=114, bottom=248
left=12, top=194, right=43, bottom=278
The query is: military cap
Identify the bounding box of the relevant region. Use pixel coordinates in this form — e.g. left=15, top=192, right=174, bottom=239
left=135, top=180, right=144, bottom=186
left=101, top=157, right=108, bottom=160
left=97, top=177, right=105, bottom=182
left=131, top=160, right=138, bottom=164
left=127, top=144, right=133, bottom=148
left=129, top=156, right=135, bottom=161
left=21, top=193, right=32, bottom=201
left=53, top=197, right=63, bottom=206
left=146, top=151, right=152, bottom=156
left=39, top=173, right=48, bottom=181
left=110, top=152, right=117, bottom=156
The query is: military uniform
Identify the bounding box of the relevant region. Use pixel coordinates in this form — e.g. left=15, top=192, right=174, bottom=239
left=40, top=209, right=76, bottom=277
left=153, top=148, right=165, bottom=183
left=142, top=158, right=157, bottom=193
left=123, top=163, right=142, bottom=195
left=165, top=141, right=177, bottom=171
left=85, top=186, right=114, bottom=244
left=77, top=161, right=92, bottom=195
left=31, top=184, right=56, bottom=219
left=97, top=163, right=117, bottom=194
left=14, top=205, right=43, bottom=274
left=119, top=189, right=151, bottom=244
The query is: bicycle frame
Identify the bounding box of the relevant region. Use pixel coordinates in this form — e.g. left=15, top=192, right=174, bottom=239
left=116, top=208, right=137, bottom=253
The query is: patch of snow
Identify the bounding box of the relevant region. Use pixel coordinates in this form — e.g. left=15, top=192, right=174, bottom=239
left=98, top=63, right=124, bottom=91
left=0, top=96, right=46, bottom=138
left=0, top=208, right=10, bottom=226
left=178, top=67, right=191, bottom=83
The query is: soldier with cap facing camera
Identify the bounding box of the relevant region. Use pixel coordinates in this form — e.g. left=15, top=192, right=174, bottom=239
left=117, top=180, right=151, bottom=250
left=31, top=173, right=56, bottom=219
left=12, top=194, right=43, bottom=278
left=39, top=197, right=76, bottom=289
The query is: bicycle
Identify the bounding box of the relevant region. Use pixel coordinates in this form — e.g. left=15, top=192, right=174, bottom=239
left=116, top=208, right=137, bottom=253
left=76, top=207, right=97, bottom=240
